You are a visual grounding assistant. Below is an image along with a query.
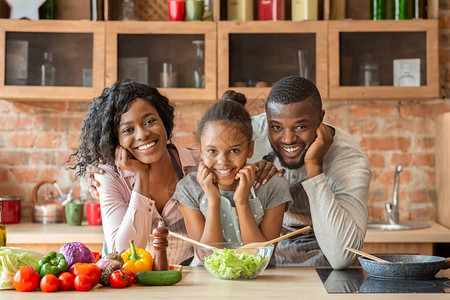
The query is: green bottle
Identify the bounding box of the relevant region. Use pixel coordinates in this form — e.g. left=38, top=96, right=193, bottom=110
left=370, top=0, right=386, bottom=20
left=392, top=0, right=408, bottom=20
left=0, top=203, right=6, bottom=247
left=39, top=0, right=56, bottom=20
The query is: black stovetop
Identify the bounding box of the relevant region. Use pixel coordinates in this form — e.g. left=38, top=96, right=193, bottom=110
left=316, top=268, right=450, bottom=294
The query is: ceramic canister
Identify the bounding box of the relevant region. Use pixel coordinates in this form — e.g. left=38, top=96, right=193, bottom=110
left=292, top=0, right=318, bottom=21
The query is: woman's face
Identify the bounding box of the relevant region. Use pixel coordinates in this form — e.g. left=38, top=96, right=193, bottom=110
left=200, top=121, right=254, bottom=190
left=118, top=98, right=168, bottom=164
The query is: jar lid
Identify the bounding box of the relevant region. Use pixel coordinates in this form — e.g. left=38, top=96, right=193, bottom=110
left=0, top=195, right=21, bottom=201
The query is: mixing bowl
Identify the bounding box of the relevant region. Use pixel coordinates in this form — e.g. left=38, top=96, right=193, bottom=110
left=197, top=242, right=273, bottom=280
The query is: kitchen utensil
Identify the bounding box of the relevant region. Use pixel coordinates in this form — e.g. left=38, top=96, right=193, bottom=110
left=168, top=231, right=215, bottom=249
left=0, top=195, right=21, bottom=224
left=359, top=254, right=446, bottom=279
left=240, top=225, right=311, bottom=248
left=32, top=180, right=63, bottom=224
left=168, top=0, right=185, bottom=21
left=344, top=246, right=390, bottom=263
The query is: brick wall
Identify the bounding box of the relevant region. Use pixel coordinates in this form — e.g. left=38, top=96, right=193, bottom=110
left=1, top=4, right=450, bottom=222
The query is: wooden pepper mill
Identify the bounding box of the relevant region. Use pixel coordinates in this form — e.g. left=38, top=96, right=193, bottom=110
left=152, top=221, right=169, bottom=271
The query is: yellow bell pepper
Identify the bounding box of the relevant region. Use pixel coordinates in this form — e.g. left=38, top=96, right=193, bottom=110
left=121, top=240, right=153, bottom=274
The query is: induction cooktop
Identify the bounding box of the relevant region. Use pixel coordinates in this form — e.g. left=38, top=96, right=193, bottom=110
left=316, top=268, right=450, bottom=294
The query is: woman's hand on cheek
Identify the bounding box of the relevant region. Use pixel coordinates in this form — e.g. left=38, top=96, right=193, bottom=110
left=197, top=162, right=220, bottom=203
left=234, top=164, right=256, bottom=204
left=115, top=146, right=148, bottom=175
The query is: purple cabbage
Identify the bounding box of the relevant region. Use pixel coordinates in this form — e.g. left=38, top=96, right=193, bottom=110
left=58, top=242, right=95, bottom=268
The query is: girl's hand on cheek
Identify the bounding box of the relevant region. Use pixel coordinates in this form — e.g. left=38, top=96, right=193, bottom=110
left=197, top=162, right=220, bottom=203
left=234, top=164, right=256, bottom=204
left=115, top=146, right=148, bottom=174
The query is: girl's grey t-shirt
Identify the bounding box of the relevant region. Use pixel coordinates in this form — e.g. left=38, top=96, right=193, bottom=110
left=173, top=173, right=293, bottom=243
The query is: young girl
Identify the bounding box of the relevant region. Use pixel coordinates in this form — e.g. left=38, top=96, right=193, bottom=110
left=173, top=91, right=293, bottom=255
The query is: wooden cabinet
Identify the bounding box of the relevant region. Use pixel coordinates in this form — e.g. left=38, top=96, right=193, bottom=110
left=105, top=21, right=216, bottom=101
left=0, top=19, right=105, bottom=101
left=217, top=21, right=328, bottom=100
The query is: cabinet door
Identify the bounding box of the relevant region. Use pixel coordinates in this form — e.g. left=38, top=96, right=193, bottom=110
left=218, top=21, right=328, bottom=101
left=105, top=21, right=216, bottom=101
left=0, top=19, right=105, bottom=101
left=328, top=20, right=438, bottom=100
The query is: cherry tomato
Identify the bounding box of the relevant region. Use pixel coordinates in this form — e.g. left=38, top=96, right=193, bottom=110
left=110, top=270, right=128, bottom=289
left=13, top=266, right=40, bottom=292
left=70, top=263, right=101, bottom=288
left=120, top=269, right=136, bottom=287
left=74, top=274, right=91, bottom=291
left=58, top=272, right=75, bottom=291
left=40, top=274, right=59, bottom=293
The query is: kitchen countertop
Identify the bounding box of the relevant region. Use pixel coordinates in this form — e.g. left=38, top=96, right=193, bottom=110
left=6, top=220, right=450, bottom=245
left=1, top=266, right=449, bottom=299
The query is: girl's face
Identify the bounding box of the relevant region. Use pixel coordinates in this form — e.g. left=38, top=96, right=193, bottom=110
left=118, top=98, right=168, bottom=164
left=200, top=121, right=254, bottom=190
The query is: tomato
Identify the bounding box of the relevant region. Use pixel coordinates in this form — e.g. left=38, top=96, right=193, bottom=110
left=70, top=263, right=101, bottom=288
left=120, top=269, right=136, bottom=287
left=74, top=274, right=91, bottom=291
left=12, top=266, right=40, bottom=292
left=40, top=274, right=59, bottom=293
left=110, top=270, right=128, bottom=289
left=58, top=272, right=75, bottom=291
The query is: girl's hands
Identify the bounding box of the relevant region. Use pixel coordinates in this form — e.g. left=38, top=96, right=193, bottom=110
left=115, top=146, right=149, bottom=175
left=304, top=123, right=334, bottom=179
left=197, top=162, right=220, bottom=203
left=234, top=164, right=256, bottom=204
left=253, top=160, right=285, bottom=188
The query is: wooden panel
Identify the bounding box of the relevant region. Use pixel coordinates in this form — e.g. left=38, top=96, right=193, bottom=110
left=56, top=0, right=91, bottom=20
left=436, top=112, right=450, bottom=229
left=328, top=19, right=439, bottom=100
left=364, top=222, right=450, bottom=243
left=362, top=243, right=433, bottom=255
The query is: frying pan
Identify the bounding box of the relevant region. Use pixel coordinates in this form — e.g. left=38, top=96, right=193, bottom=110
left=359, top=254, right=446, bottom=279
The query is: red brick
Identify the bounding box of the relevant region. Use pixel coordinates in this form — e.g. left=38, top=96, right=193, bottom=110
left=173, top=117, right=198, bottom=134
left=347, top=119, right=378, bottom=135
left=58, top=116, right=84, bottom=132
left=39, top=168, right=61, bottom=181
left=13, top=101, right=66, bottom=114
left=0, top=151, right=30, bottom=165
left=36, top=116, right=60, bottom=132
left=68, top=102, right=90, bottom=112
left=348, top=103, right=397, bottom=117
left=67, top=134, right=81, bottom=150
left=412, top=153, right=435, bottom=167
left=59, top=151, right=76, bottom=166
left=0, top=100, right=12, bottom=113
left=35, top=134, right=62, bottom=148
left=0, top=184, right=28, bottom=198
left=408, top=206, right=435, bottom=220
left=426, top=170, right=436, bottom=186
left=30, top=151, right=59, bottom=165
left=11, top=168, right=40, bottom=183
left=171, top=135, right=197, bottom=148
left=439, top=14, right=450, bottom=29
left=390, top=153, right=413, bottom=167
left=367, top=206, right=386, bottom=220
left=399, top=103, right=450, bottom=118
left=408, top=189, right=429, bottom=204
left=417, top=137, right=435, bottom=149
left=0, top=169, right=9, bottom=182
left=9, top=134, right=38, bottom=148
left=367, top=153, right=385, bottom=168
left=360, top=137, right=410, bottom=151
left=379, top=170, right=411, bottom=184
left=0, top=116, right=33, bottom=131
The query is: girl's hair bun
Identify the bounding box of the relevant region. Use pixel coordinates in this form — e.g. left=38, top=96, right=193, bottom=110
left=220, top=90, right=247, bottom=106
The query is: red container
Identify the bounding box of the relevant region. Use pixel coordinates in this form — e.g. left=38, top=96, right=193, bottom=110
left=258, top=0, right=285, bottom=20
left=86, top=202, right=102, bottom=226
left=168, top=1, right=186, bottom=21
left=0, top=196, right=21, bottom=224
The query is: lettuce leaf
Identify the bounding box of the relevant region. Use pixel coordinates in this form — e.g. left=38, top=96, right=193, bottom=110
left=0, top=247, right=43, bottom=289
left=204, top=249, right=268, bottom=279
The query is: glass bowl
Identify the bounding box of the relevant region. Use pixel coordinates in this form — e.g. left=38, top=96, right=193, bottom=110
left=197, top=242, right=273, bottom=280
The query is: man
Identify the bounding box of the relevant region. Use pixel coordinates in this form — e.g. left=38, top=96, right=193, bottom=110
left=249, top=76, right=371, bottom=269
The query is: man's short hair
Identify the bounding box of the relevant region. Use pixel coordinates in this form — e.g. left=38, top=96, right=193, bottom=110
left=266, top=76, right=322, bottom=111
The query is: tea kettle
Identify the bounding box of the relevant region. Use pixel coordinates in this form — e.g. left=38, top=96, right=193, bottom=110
left=32, top=180, right=68, bottom=224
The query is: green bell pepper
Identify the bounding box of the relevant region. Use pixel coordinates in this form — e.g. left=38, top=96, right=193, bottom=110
left=35, top=251, right=68, bottom=277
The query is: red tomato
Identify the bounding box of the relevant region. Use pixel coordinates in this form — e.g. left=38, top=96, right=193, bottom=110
left=74, top=274, right=91, bottom=291
left=110, top=271, right=128, bottom=289
left=70, top=263, right=101, bottom=288
left=58, top=272, right=75, bottom=291
left=120, top=270, right=136, bottom=286
left=12, top=266, right=40, bottom=292
left=40, top=274, right=59, bottom=293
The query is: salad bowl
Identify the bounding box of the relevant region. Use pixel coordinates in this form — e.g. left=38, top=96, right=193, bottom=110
left=197, top=242, right=273, bottom=280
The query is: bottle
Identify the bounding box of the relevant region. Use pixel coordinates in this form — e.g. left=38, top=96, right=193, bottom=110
left=227, top=0, right=253, bottom=21
left=0, top=203, right=6, bottom=247
left=392, top=0, right=408, bottom=20
left=413, top=0, right=425, bottom=19
left=91, top=0, right=104, bottom=21
left=202, top=0, right=213, bottom=21
left=152, top=221, right=169, bottom=271
left=359, top=54, right=380, bottom=86
left=192, top=40, right=205, bottom=88
left=330, top=0, right=346, bottom=20
left=370, top=0, right=386, bottom=20
left=292, top=0, right=318, bottom=21
left=39, top=0, right=56, bottom=19
left=160, top=62, right=177, bottom=88
left=258, top=0, right=285, bottom=21
left=41, top=52, right=56, bottom=86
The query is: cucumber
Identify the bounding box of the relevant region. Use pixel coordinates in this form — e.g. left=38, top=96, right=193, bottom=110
left=136, top=270, right=182, bottom=286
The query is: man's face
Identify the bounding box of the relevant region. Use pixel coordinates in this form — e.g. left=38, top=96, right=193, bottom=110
left=266, top=101, right=323, bottom=169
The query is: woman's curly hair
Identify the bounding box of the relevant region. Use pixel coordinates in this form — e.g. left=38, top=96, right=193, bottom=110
left=69, top=79, right=175, bottom=178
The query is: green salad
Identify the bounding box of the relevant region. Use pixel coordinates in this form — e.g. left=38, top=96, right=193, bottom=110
left=203, top=249, right=269, bottom=279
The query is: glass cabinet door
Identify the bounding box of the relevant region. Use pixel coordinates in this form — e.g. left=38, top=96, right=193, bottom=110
left=328, top=20, right=438, bottom=100
left=106, top=21, right=216, bottom=101
left=0, top=20, right=105, bottom=101
left=218, top=21, right=328, bottom=101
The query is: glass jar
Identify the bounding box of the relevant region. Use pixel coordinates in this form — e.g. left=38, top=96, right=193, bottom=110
left=118, top=0, right=138, bottom=20
left=192, top=40, right=205, bottom=88
left=359, top=55, right=380, bottom=86
left=41, top=52, right=56, bottom=86
left=292, top=0, right=318, bottom=21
